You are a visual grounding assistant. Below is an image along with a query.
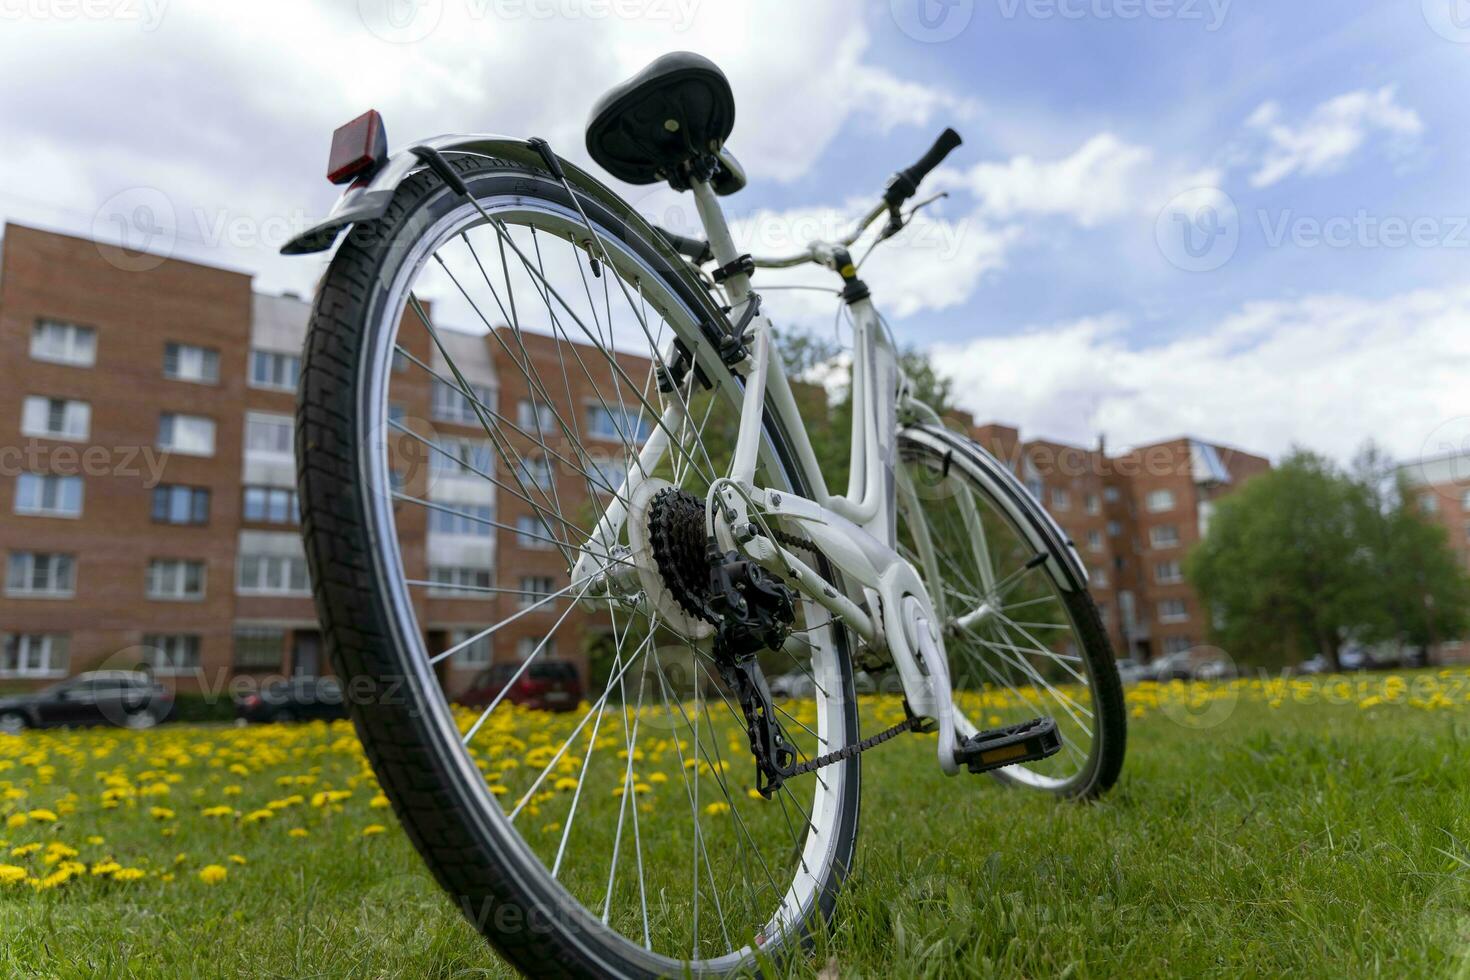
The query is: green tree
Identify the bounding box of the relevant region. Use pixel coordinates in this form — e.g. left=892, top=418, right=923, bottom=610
left=1187, top=451, right=1377, bottom=669
left=1189, top=446, right=1470, bottom=668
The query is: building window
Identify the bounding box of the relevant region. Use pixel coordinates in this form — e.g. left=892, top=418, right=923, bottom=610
left=1146, top=489, right=1176, bottom=513
left=30, top=320, right=96, bottom=367
left=147, top=559, right=206, bottom=600
left=21, top=396, right=90, bottom=441
left=517, top=636, right=553, bottom=661
left=1107, top=520, right=1122, bottom=537
left=1, top=634, right=69, bottom=678
left=1158, top=599, right=1189, bottom=623
left=589, top=456, right=627, bottom=496
left=15, top=474, right=83, bottom=518
left=1419, top=494, right=1440, bottom=515
left=243, top=486, right=298, bottom=524
left=158, top=413, right=216, bottom=457
left=392, top=349, right=409, bottom=373
left=1462, top=489, right=1470, bottom=511
left=236, top=554, right=310, bottom=595
left=516, top=515, right=555, bottom=549
left=517, top=399, right=555, bottom=434
left=141, top=634, right=201, bottom=675
left=1092, top=568, right=1109, bottom=588
left=428, top=503, right=493, bottom=537
left=1025, top=477, right=1043, bottom=501
left=233, top=627, right=285, bottom=670
left=519, top=575, right=556, bottom=608
left=1103, top=485, right=1120, bottom=503
left=1085, top=494, right=1101, bottom=515
left=586, top=403, right=652, bottom=442
left=152, top=485, right=210, bottom=525
left=163, top=342, right=219, bottom=384
left=432, top=379, right=495, bottom=424
left=245, top=413, right=293, bottom=455
left=449, top=628, right=493, bottom=666
left=1162, top=636, right=1193, bottom=655
left=1086, top=529, right=1103, bottom=552
left=1149, top=525, right=1180, bottom=549
left=428, top=566, right=493, bottom=597
left=430, top=438, right=493, bottom=476
left=5, top=553, right=76, bottom=598
left=1050, top=488, right=1071, bottom=511
left=1155, top=560, right=1184, bottom=584
left=517, top=455, right=554, bottom=491
left=249, top=349, right=301, bottom=390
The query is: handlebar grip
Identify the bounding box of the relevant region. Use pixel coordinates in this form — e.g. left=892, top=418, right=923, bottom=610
left=653, top=225, right=712, bottom=264
left=885, top=127, right=963, bottom=206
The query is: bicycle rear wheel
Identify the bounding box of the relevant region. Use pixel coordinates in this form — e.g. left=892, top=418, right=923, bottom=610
left=296, top=149, right=860, bottom=976
left=896, top=426, right=1126, bottom=799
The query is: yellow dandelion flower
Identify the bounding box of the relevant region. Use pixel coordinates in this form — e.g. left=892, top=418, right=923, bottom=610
left=150, top=806, right=176, bottom=820
left=361, top=825, right=386, bottom=837
left=288, top=828, right=309, bottom=838
left=633, top=782, right=652, bottom=794
left=198, top=864, right=228, bottom=885
left=86, top=835, right=104, bottom=846
left=541, top=822, right=562, bottom=834
left=746, top=788, right=765, bottom=800
left=648, top=772, right=668, bottom=783
left=228, top=854, right=247, bottom=865
left=704, top=801, right=731, bottom=816
left=243, top=810, right=274, bottom=824
left=0, top=864, right=29, bottom=885
left=369, top=793, right=389, bottom=809
left=222, top=786, right=242, bottom=796
left=489, top=784, right=508, bottom=796
left=202, top=806, right=235, bottom=818
left=27, top=809, right=57, bottom=823
left=553, top=777, right=578, bottom=791
left=90, top=861, right=123, bottom=877
left=10, top=843, right=41, bottom=858
left=4, top=814, right=25, bottom=829
left=112, top=868, right=146, bottom=883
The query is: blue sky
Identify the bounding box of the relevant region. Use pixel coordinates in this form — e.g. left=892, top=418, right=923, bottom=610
left=1, top=0, right=1466, bottom=461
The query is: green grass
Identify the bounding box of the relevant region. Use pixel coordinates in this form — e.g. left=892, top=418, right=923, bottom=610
left=2, top=677, right=1469, bottom=978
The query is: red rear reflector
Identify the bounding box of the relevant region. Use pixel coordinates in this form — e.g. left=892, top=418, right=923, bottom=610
left=327, top=109, right=387, bottom=185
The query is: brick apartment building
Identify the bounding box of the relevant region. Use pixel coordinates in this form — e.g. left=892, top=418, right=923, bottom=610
left=1398, top=450, right=1470, bottom=660
left=966, top=421, right=1271, bottom=662
left=0, top=222, right=637, bottom=695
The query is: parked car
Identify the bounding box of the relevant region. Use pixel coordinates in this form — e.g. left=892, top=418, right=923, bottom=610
left=458, top=661, right=583, bottom=712
left=1148, top=650, right=1236, bottom=681
left=235, top=676, right=346, bottom=724
left=1114, top=658, right=1148, bottom=685
left=767, top=670, right=878, bottom=699
left=0, top=671, right=175, bottom=733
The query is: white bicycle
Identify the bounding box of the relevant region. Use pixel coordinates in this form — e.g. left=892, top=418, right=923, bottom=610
left=286, top=52, right=1124, bottom=978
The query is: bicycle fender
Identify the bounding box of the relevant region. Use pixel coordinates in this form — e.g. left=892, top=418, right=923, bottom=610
left=898, top=424, right=1091, bottom=593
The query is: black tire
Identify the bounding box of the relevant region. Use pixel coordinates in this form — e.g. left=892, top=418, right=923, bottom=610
left=296, top=151, right=861, bottom=977
left=897, top=426, right=1126, bottom=800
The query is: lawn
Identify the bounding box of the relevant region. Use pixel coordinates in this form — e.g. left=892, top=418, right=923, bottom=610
left=2, top=670, right=1469, bottom=978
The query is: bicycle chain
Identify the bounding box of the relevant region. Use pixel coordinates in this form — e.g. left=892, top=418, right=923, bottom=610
left=785, top=716, right=921, bottom=777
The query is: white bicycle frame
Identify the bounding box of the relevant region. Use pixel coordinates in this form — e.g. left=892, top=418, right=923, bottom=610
left=572, top=174, right=969, bottom=774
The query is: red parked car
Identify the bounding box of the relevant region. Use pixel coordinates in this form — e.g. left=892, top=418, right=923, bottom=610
left=458, top=661, right=583, bottom=712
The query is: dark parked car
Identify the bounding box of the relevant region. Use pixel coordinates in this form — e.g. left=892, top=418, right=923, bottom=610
left=459, top=661, right=583, bottom=712
left=235, top=676, right=346, bottom=724
left=0, top=671, right=175, bottom=733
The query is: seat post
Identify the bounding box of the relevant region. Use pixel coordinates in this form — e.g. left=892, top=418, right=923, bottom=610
left=689, top=177, right=752, bottom=307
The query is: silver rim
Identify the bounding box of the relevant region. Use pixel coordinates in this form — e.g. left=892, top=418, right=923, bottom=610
left=350, top=179, right=855, bottom=970
left=0, top=714, right=22, bottom=735
left=897, top=439, right=1102, bottom=793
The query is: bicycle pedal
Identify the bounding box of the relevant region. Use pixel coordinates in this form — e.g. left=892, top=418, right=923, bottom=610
left=954, top=717, right=1061, bottom=774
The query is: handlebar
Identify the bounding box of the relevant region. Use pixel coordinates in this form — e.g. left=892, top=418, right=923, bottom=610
left=884, top=128, right=963, bottom=209
left=657, top=128, right=963, bottom=272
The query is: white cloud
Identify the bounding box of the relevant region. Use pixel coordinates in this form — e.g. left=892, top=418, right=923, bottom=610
left=933, top=133, right=1219, bottom=228
left=930, top=286, right=1470, bottom=464
left=1243, top=86, right=1424, bottom=188
left=0, top=1, right=972, bottom=292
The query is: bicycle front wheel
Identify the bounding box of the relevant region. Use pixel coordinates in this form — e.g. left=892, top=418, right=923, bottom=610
left=296, top=148, right=861, bottom=977
left=895, top=426, right=1126, bottom=799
